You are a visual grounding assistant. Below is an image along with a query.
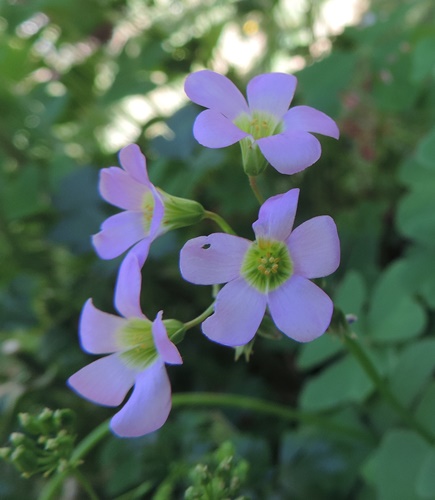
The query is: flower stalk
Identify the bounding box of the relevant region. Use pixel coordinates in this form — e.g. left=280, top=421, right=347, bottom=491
left=204, top=211, right=236, bottom=235
left=248, top=175, right=265, bottom=204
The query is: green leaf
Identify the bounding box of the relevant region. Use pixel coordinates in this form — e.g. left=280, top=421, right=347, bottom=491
left=416, top=126, right=435, bottom=169
left=416, top=382, right=435, bottom=435
left=373, top=52, right=419, bottom=112
left=367, top=261, right=426, bottom=343
left=416, top=448, right=435, bottom=498
left=297, top=334, right=344, bottom=370
left=49, top=167, right=105, bottom=253
left=389, top=339, right=435, bottom=405
left=400, top=246, right=435, bottom=308
left=362, top=430, right=431, bottom=500
left=412, top=36, right=435, bottom=82
left=300, top=356, right=373, bottom=411
left=296, top=51, right=357, bottom=116
left=0, top=165, right=48, bottom=220
left=397, top=185, right=435, bottom=246
left=335, top=270, right=367, bottom=317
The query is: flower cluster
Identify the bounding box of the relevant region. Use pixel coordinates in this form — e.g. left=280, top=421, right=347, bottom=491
left=69, top=71, right=340, bottom=437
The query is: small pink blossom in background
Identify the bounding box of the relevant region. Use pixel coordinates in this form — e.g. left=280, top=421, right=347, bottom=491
left=68, top=254, right=182, bottom=438
left=185, top=70, right=339, bottom=175
left=180, top=189, right=340, bottom=347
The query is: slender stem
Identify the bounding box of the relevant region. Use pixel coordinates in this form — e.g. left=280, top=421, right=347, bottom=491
left=40, top=386, right=373, bottom=498
left=343, top=333, right=435, bottom=444
left=73, top=469, right=100, bottom=500
left=39, top=470, right=68, bottom=500
left=248, top=176, right=264, bottom=204
left=39, top=421, right=110, bottom=500
left=70, top=420, right=110, bottom=463
left=172, top=392, right=372, bottom=442
left=204, top=211, right=236, bottom=235
left=184, top=304, right=215, bottom=331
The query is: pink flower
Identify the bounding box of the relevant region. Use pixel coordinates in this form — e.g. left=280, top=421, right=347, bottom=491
left=68, top=254, right=183, bottom=437
left=180, top=189, right=340, bottom=346
left=92, top=144, right=164, bottom=268
left=184, top=71, right=339, bottom=176
left=93, top=143, right=204, bottom=269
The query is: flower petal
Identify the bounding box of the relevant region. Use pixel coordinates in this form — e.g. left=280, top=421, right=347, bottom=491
left=79, top=299, right=126, bottom=354
left=284, top=105, right=339, bottom=139
left=148, top=185, right=165, bottom=240
left=99, top=167, right=147, bottom=211
left=119, top=144, right=150, bottom=185
left=185, top=70, right=249, bottom=120
left=247, top=73, right=297, bottom=118
left=257, top=131, right=321, bottom=175
left=180, top=233, right=250, bottom=285
left=287, top=216, right=340, bottom=279
left=115, top=253, right=146, bottom=319
left=68, top=354, right=136, bottom=406
left=202, top=277, right=267, bottom=346
left=110, top=361, right=172, bottom=437
left=92, top=211, right=146, bottom=260
left=152, top=311, right=182, bottom=365
left=268, top=275, right=333, bottom=342
left=193, top=110, right=248, bottom=148
left=253, top=189, right=299, bottom=241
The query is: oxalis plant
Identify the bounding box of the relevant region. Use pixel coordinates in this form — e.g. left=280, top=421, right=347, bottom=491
left=2, top=70, right=435, bottom=499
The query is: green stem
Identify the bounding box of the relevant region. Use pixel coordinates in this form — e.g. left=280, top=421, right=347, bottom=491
left=70, top=420, right=110, bottom=463
left=39, top=421, right=110, bottom=500
left=73, top=468, right=100, bottom=500
left=204, top=211, right=236, bottom=235
left=172, top=392, right=372, bottom=442
left=248, top=176, right=264, bottom=204
left=41, top=386, right=373, bottom=498
left=343, top=333, right=435, bottom=444
left=184, top=304, right=215, bottom=331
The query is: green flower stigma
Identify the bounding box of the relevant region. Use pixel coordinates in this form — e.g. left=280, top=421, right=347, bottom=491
left=117, top=318, right=185, bottom=370
left=235, top=111, right=283, bottom=140
left=118, top=318, right=157, bottom=369
left=241, top=239, right=293, bottom=293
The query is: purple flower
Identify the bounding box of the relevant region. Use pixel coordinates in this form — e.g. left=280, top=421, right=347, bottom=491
left=184, top=70, right=339, bottom=176
left=93, top=143, right=204, bottom=269
left=92, top=144, right=165, bottom=268
left=68, top=254, right=183, bottom=437
left=180, top=189, right=340, bottom=346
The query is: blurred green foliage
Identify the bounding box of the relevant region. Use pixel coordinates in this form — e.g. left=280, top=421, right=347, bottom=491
left=1, top=0, right=435, bottom=498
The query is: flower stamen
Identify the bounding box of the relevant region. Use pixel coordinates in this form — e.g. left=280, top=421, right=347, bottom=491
left=242, top=239, right=292, bottom=293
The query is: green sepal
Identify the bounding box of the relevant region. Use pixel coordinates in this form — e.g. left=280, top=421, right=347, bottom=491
left=159, top=190, right=205, bottom=230
left=164, top=319, right=186, bottom=345
left=234, top=111, right=283, bottom=177
left=239, top=138, right=268, bottom=176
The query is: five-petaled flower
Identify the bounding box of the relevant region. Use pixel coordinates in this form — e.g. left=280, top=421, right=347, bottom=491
left=68, top=254, right=183, bottom=437
left=180, top=189, right=340, bottom=346
left=185, top=70, right=339, bottom=176
left=93, top=143, right=204, bottom=270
